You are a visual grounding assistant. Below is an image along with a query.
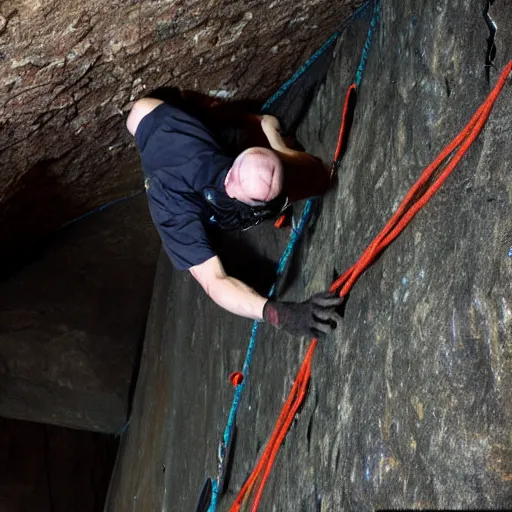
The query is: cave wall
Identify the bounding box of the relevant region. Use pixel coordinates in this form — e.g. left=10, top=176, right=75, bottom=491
left=0, top=0, right=363, bottom=256
left=106, top=1, right=512, bottom=510
left=0, top=195, right=159, bottom=433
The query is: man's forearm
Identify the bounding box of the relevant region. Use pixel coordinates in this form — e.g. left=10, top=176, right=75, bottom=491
left=261, top=121, right=292, bottom=154
left=190, top=257, right=343, bottom=337
left=261, top=120, right=321, bottom=164
left=207, top=275, right=267, bottom=320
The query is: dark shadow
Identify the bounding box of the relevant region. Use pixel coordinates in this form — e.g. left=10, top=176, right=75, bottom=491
left=194, top=477, right=213, bottom=512
left=274, top=197, right=323, bottom=297
left=209, top=226, right=278, bottom=297
left=219, top=425, right=238, bottom=496
left=0, top=156, right=77, bottom=282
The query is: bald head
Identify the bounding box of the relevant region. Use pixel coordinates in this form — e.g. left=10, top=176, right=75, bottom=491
left=224, top=148, right=284, bottom=205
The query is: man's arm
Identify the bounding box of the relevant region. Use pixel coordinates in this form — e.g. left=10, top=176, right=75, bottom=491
left=190, top=256, right=343, bottom=338
left=261, top=114, right=326, bottom=166
left=260, top=115, right=302, bottom=156
left=190, top=256, right=267, bottom=320
left=260, top=115, right=330, bottom=201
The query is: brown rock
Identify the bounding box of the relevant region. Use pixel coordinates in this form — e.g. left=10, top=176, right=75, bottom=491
left=0, top=0, right=362, bottom=257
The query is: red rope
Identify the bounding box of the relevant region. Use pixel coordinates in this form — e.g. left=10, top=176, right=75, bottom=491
left=331, top=60, right=512, bottom=297
left=334, top=83, right=357, bottom=162
left=230, top=340, right=317, bottom=512
left=331, top=83, right=357, bottom=178
left=231, top=61, right=511, bottom=511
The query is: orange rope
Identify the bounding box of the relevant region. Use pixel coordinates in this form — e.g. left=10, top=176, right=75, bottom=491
left=230, top=80, right=358, bottom=512
left=334, top=83, right=357, bottom=162
left=230, top=340, right=317, bottom=512
left=231, top=60, right=511, bottom=511
left=331, top=60, right=512, bottom=297
left=331, top=83, right=357, bottom=178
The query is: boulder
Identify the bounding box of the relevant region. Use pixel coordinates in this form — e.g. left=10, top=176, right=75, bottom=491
left=0, top=195, right=159, bottom=433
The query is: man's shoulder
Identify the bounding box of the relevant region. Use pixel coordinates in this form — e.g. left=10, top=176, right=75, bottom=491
left=136, top=102, right=215, bottom=150
left=136, top=102, right=229, bottom=185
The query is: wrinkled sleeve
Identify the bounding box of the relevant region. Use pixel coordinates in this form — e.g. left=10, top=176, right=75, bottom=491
left=146, top=175, right=215, bottom=270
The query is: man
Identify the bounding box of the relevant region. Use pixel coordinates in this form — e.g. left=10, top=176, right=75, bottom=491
left=127, top=96, right=342, bottom=338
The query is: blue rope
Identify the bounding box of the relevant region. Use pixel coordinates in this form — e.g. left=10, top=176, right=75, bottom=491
left=355, top=1, right=381, bottom=87
left=208, top=2, right=381, bottom=510
left=60, top=190, right=143, bottom=230
left=222, top=198, right=313, bottom=444
left=261, top=1, right=371, bottom=113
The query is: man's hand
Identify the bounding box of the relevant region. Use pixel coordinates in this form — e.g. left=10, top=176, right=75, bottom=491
left=263, top=292, right=343, bottom=338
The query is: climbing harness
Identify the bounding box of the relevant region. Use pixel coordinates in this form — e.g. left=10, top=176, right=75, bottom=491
left=198, top=3, right=377, bottom=511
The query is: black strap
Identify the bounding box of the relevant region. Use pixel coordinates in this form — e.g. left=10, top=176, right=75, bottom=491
left=203, top=187, right=288, bottom=231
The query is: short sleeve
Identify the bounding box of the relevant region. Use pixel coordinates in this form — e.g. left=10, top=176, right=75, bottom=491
left=146, top=175, right=216, bottom=270
left=135, top=102, right=221, bottom=179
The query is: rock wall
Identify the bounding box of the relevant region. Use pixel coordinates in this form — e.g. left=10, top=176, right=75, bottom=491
left=107, top=1, right=512, bottom=510
left=0, top=195, right=159, bottom=433
left=0, top=0, right=362, bottom=256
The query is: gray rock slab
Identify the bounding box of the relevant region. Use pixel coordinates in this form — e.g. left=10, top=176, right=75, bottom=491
left=107, top=2, right=512, bottom=510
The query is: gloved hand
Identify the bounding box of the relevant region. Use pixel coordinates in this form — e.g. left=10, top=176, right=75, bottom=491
left=263, top=292, right=343, bottom=338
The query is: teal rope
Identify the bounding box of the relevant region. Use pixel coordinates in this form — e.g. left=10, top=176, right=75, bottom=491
left=60, top=190, right=143, bottom=230
left=355, top=1, right=381, bottom=86
left=261, top=1, right=371, bottom=113
left=207, top=1, right=381, bottom=510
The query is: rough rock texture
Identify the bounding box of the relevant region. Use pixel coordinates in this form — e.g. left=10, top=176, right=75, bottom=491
left=107, top=1, right=512, bottom=511
left=105, top=222, right=292, bottom=511
left=0, top=0, right=362, bottom=257
left=0, top=195, right=159, bottom=433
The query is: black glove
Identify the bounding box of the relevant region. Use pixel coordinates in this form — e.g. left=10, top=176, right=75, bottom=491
left=263, top=292, right=343, bottom=338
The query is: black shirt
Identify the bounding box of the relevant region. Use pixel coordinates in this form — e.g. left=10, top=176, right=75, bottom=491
left=135, top=102, right=234, bottom=270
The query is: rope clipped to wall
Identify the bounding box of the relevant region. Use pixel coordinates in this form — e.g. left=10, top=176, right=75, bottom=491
left=201, top=2, right=378, bottom=511
left=233, top=57, right=512, bottom=512
left=229, top=3, right=382, bottom=510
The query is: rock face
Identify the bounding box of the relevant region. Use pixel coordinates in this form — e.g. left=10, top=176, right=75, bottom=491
left=0, top=0, right=362, bottom=257
left=0, top=195, right=159, bottom=433
left=106, top=1, right=512, bottom=511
